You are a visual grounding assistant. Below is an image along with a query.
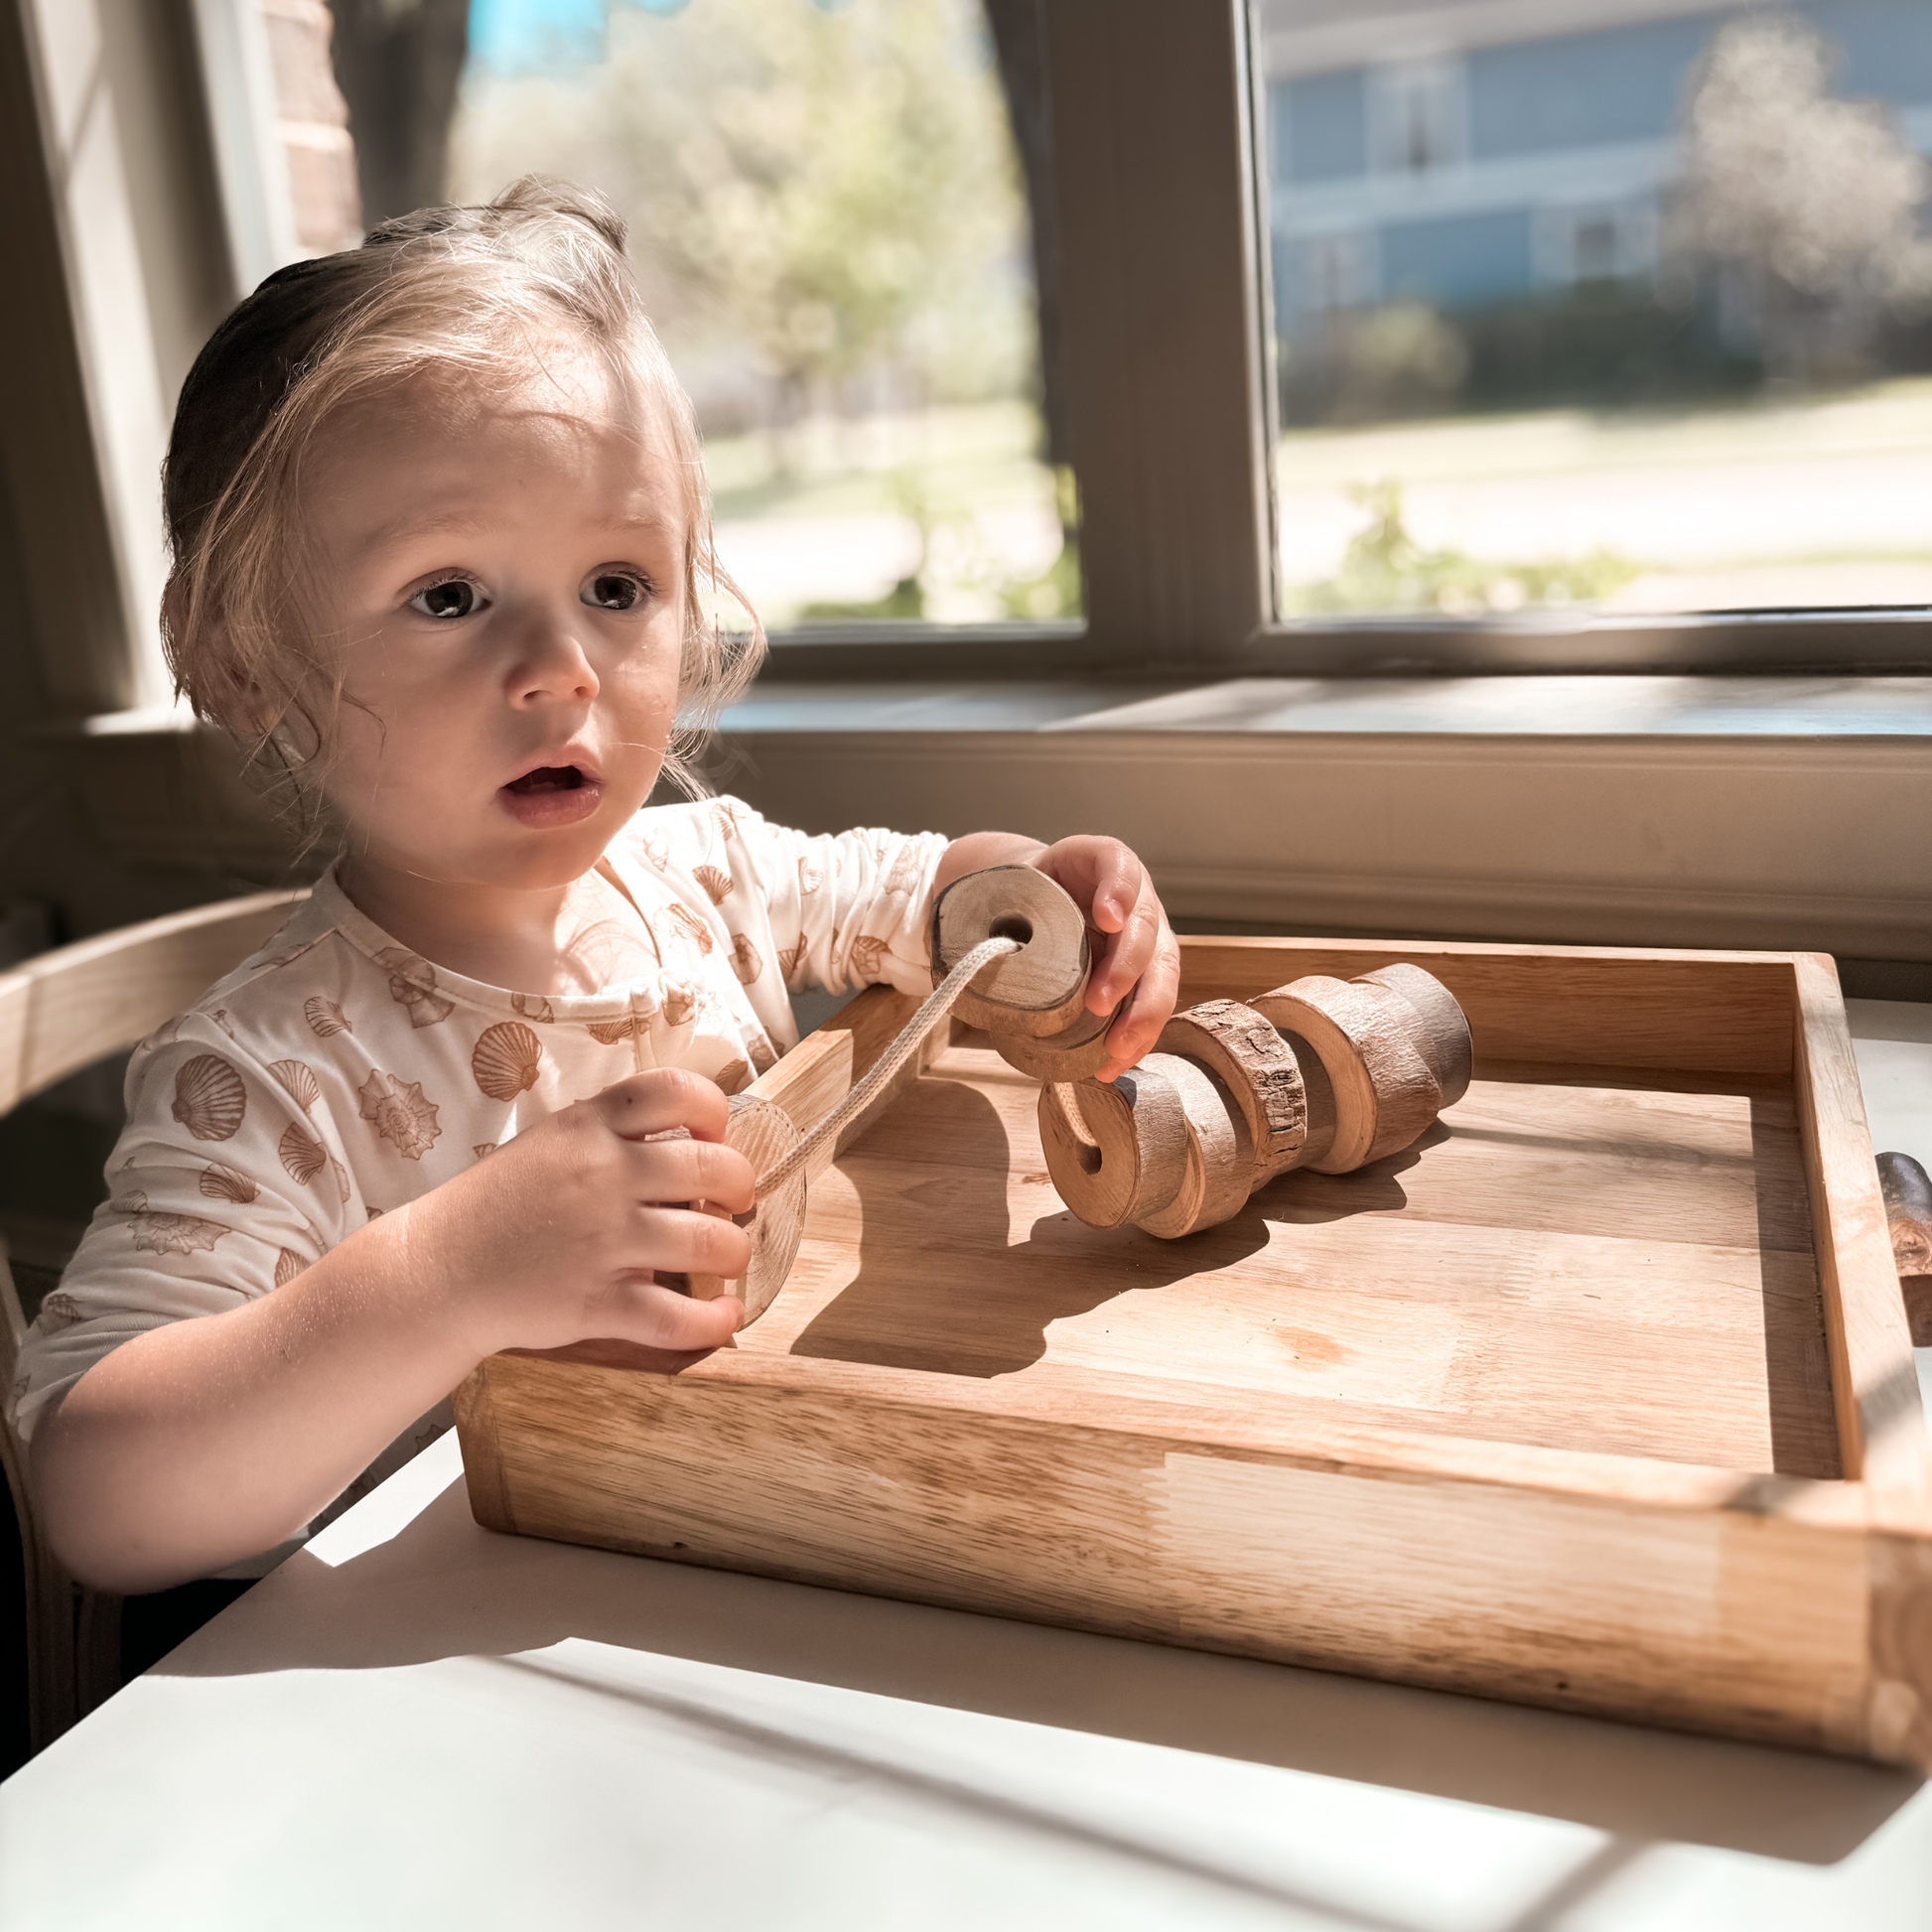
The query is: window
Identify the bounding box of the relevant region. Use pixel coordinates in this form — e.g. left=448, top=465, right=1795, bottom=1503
left=10, top=0, right=1930, bottom=725
left=445, top=0, right=1076, bottom=632
left=1261, top=0, right=1932, bottom=626
left=1368, top=58, right=1465, bottom=178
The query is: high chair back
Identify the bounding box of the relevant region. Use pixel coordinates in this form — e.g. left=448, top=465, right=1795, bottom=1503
left=0, top=890, right=305, bottom=1754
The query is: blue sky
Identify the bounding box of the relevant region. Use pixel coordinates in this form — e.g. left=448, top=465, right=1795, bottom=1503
left=468, top=0, right=689, bottom=77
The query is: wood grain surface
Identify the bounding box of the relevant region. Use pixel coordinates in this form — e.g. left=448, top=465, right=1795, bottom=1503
left=456, top=939, right=1932, bottom=1766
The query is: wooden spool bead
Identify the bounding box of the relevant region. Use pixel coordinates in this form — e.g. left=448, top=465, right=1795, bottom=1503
left=1358, top=962, right=1472, bottom=1109
left=993, top=999, right=1119, bottom=1083
left=686, top=1092, right=807, bottom=1325
left=930, top=863, right=1092, bottom=1040
left=1250, top=975, right=1441, bottom=1175
left=1036, top=1064, right=1186, bottom=1230
left=1156, top=999, right=1308, bottom=1182
left=1881, top=1151, right=1932, bottom=1276
left=1878, top=1152, right=1932, bottom=1349
left=1132, top=1051, right=1253, bottom=1239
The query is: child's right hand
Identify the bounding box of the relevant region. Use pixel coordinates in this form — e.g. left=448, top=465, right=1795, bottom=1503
left=403, top=1066, right=754, bottom=1360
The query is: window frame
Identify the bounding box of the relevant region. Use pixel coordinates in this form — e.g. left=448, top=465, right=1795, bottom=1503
left=10, top=0, right=1931, bottom=717
left=764, top=0, right=1932, bottom=681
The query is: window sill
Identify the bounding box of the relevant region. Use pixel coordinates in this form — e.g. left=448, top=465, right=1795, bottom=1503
left=726, top=672, right=1932, bottom=737
left=715, top=673, right=1932, bottom=977
left=59, top=675, right=1932, bottom=980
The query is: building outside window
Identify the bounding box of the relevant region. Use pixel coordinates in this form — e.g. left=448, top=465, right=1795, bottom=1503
left=1261, top=0, right=1932, bottom=621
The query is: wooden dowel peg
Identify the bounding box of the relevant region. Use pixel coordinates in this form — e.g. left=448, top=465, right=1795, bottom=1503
left=1359, top=962, right=1472, bottom=1108
left=1250, top=975, right=1441, bottom=1174
left=688, top=1093, right=808, bottom=1321
left=930, top=864, right=1091, bottom=1039
left=1156, top=999, right=1308, bottom=1181
left=1037, top=1064, right=1186, bottom=1229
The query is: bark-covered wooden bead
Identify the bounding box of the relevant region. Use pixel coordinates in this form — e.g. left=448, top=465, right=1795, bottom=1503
left=1156, top=999, right=1308, bottom=1180
left=993, top=1000, right=1116, bottom=1082
left=1252, top=976, right=1441, bottom=1174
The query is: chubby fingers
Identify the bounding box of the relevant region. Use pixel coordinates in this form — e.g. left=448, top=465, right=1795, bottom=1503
left=1034, top=835, right=1142, bottom=937
left=1095, top=899, right=1180, bottom=1081
left=1087, top=866, right=1167, bottom=1013
left=630, top=1201, right=754, bottom=1281
left=595, top=1066, right=731, bottom=1143
left=595, top=1277, right=745, bottom=1355
left=623, top=1133, right=756, bottom=1215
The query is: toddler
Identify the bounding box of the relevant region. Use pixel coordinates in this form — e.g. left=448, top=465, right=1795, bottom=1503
left=12, top=181, right=1177, bottom=1593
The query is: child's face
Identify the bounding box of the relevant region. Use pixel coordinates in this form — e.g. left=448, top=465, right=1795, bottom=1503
left=303, top=347, right=689, bottom=894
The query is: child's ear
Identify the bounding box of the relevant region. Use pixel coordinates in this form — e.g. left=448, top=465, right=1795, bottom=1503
left=165, top=576, right=274, bottom=734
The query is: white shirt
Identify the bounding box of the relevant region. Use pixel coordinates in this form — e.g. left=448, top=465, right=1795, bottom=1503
left=9, top=796, right=947, bottom=1472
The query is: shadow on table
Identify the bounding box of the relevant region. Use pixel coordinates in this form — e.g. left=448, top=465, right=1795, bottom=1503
left=158, top=1463, right=1918, bottom=1869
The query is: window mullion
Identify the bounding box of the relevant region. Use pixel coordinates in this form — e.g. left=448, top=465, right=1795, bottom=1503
left=1043, top=0, right=1273, bottom=667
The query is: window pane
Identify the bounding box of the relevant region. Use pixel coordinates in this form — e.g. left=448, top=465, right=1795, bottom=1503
left=1259, top=1, right=1932, bottom=621
left=449, top=0, right=1076, bottom=629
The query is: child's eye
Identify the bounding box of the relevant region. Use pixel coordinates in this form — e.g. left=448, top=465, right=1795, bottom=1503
left=582, top=572, right=646, bottom=612
left=409, top=578, right=483, bottom=621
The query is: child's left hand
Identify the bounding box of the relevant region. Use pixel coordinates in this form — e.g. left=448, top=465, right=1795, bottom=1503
left=1027, top=836, right=1178, bottom=1079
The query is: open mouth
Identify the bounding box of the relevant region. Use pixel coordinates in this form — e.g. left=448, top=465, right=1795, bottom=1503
left=504, top=764, right=587, bottom=795
left=498, top=759, right=604, bottom=828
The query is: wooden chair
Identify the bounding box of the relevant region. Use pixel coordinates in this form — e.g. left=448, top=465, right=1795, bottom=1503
left=0, top=889, right=306, bottom=1753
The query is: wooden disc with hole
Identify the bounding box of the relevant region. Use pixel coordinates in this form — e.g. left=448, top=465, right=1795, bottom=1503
left=1358, top=963, right=1471, bottom=1108
left=1251, top=976, right=1441, bottom=1174
left=686, top=1092, right=806, bottom=1323
left=1037, top=1064, right=1186, bottom=1230
left=1133, top=1051, right=1251, bottom=1239
left=994, top=1000, right=1116, bottom=1082
left=930, top=864, right=1091, bottom=1037
left=1156, top=999, right=1308, bottom=1181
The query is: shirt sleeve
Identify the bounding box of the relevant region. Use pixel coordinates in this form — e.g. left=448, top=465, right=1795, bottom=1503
left=7, top=1015, right=356, bottom=1445
left=711, top=797, right=949, bottom=1000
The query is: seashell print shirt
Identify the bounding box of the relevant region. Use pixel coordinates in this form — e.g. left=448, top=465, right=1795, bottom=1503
left=9, top=797, right=948, bottom=1536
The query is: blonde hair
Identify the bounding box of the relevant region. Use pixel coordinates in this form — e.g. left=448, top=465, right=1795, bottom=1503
left=162, top=177, right=761, bottom=818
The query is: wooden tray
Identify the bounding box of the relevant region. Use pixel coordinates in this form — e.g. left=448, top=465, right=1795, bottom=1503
left=454, top=939, right=1932, bottom=1764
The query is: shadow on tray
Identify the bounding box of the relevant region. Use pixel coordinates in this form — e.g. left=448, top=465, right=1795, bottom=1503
left=787, top=1078, right=1429, bottom=1378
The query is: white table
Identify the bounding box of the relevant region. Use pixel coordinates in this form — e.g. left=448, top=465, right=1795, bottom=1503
left=3, top=1006, right=1929, bottom=1931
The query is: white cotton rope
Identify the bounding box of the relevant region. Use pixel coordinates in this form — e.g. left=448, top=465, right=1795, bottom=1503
left=756, top=933, right=1023, bottom=1196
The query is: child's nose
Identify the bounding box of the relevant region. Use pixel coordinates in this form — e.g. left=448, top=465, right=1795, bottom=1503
left=508, top=618, right=600, bottom=705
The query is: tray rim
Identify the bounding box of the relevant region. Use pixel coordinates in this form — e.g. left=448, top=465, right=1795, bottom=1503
left=540, top=935, right=1930, bottom=1523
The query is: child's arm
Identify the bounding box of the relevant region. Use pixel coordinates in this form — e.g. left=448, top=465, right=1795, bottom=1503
left=31, top=1069, right=751, bottom=1593
left=933, top=832, right=1180, bottom=1080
